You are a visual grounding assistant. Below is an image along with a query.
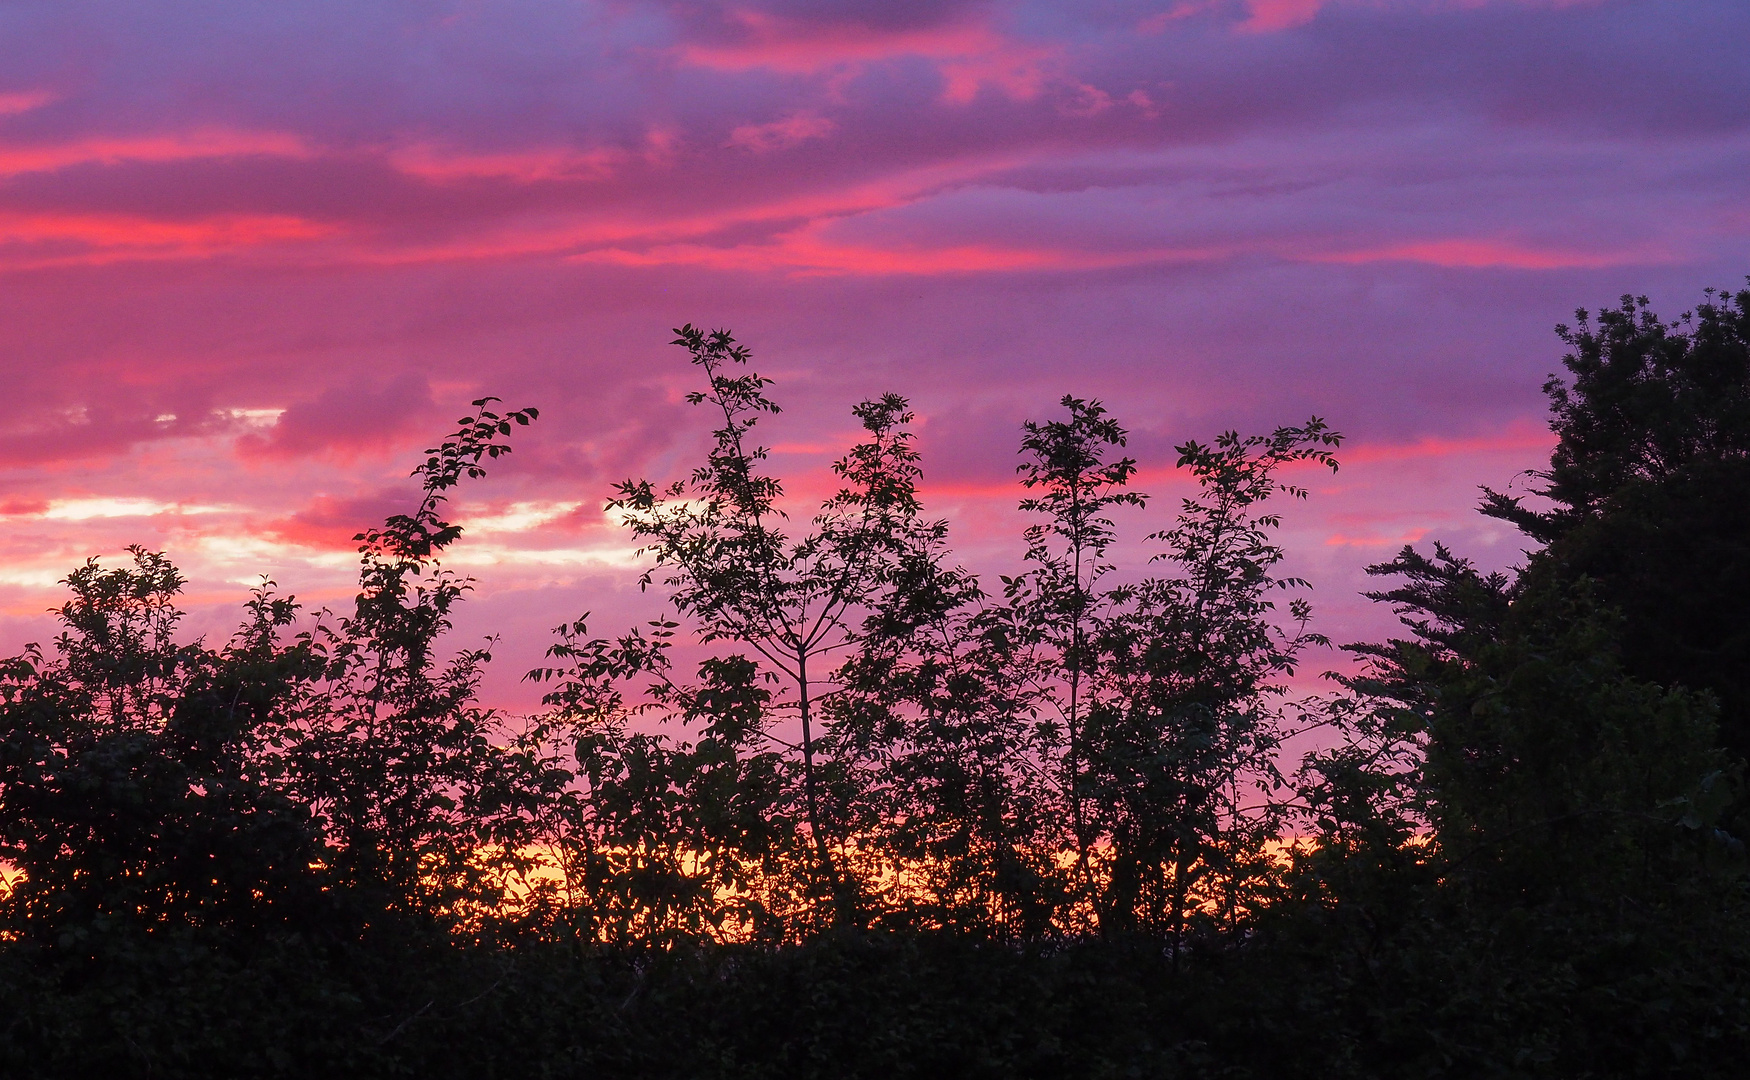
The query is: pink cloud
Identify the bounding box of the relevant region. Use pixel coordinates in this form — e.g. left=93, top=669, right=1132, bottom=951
left=1318, top=237, right=1674, bottom=270
left=0, top=210, right=337, bottom=267
left=1239, top=0, right=1327, bottom=33
left=0, top=496, right=50, bottom=516
left=1341, top=425, right=1556, bottom=465
left=261, top=490, right=414, bottom=550
left=0, top=129, right=309, bottom=177
left=675, top=9, right=1060, bottom=103
left=570, top=228, right=1225, bottom=276
left=1324, top=527, right=1430, bottom=548
left=1139, top=3, right=1223, bottom=34
left=236, top=373, right=436, bottom=463
left=385, top=128, right=680, bottom=184
left=728, top=112, right=835, bottom=152
left=566, top=215, right=1689, bottom=278
left=0, top=90, right=54, bottom=116
left=385, top=143, right=627, bottom=183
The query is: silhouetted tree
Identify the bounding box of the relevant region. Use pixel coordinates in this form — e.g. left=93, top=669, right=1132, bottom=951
left=1481, top=283, right=1750, bottom=767
left=1280, top=286, right=1750, bottom=1076
left=1007, top=398, right=1145, bottom=903
left=824, top=483, right=1057, bottom=937
left=292, top=397, right=548, bottom=930
left=1087, top=422, right=1338, bottom=945
left=524, top=619, right=796, bottom=943
left=0, top=550, right=329, bottom=940
left=0, top=397, right=545, bottom=945
left=547, top=327, right=938, bottom=930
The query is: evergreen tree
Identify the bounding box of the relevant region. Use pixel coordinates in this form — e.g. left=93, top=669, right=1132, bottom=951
left=1481, top=283, right=1750, bottom=767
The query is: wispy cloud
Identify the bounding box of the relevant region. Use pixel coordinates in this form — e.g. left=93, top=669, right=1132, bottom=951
left=0, top=129, right=309, bottom=177
left=728, top=112, right=835, bottom=152
left=675, top=8, right=1061, bottom=103
left=0, top=89, right=55, bottom=116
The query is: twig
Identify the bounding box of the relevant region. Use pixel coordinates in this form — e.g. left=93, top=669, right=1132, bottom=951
left=377, top=1000, right=434, bottom=1045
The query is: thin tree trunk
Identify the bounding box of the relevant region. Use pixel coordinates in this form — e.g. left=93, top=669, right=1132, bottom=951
left=797, top=656, right=851, bottom=925
left=1169, top=847, right=1192, bottom=971
left=1068, top=513, right=1093, bottom=920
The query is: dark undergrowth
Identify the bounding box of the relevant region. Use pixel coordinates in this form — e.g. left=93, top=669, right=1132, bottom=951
left=5, top=904, right=1747, bottom=1080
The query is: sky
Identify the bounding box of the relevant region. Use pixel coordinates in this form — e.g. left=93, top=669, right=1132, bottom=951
left=0, top=0, right=1745, bottom=708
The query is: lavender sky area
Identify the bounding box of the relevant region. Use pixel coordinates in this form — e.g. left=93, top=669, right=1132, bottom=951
left=0, top=0, right=1744, bottom=708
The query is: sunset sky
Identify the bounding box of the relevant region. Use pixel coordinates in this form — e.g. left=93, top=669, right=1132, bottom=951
left=1, top=0, right=1744, bottom=707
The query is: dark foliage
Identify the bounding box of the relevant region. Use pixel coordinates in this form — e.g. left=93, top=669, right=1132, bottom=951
left=1482, top=284, right=1750, bottom=765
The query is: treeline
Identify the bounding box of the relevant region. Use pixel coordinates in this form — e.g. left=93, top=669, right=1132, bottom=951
left=2, top=285, right=1749, bottom=1077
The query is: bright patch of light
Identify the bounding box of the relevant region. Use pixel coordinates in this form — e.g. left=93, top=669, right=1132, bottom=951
left=446, top=541, right=643, bottom=570
left=0, top=564, right=74, bottom=588
left=194, top=533, right=357, bottom=572
left=464, top=500, right=584, bottom=534
left=42, top=498, right=230, bottom=520
left=226, top=407, right=285, bottom=426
